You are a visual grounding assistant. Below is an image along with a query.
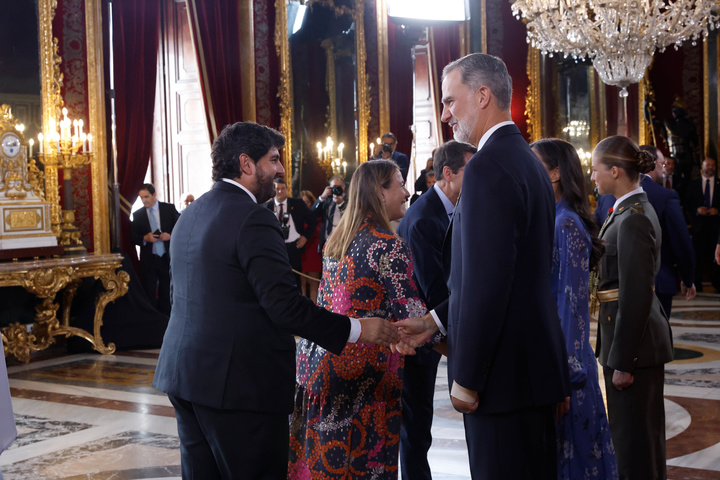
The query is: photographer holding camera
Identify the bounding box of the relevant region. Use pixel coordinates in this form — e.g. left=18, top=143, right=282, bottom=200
left=265, top=178, right=317, bottom=289
left=312, top=176, right=347, bottom=253
left=373, top=132, right=410, bottom=183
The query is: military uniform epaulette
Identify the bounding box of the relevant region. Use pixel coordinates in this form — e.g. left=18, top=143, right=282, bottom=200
left=615, top=202, right=644, bottom=215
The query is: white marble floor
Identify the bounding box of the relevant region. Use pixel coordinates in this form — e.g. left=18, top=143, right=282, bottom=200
left=1, top=293, right=719, bottom=479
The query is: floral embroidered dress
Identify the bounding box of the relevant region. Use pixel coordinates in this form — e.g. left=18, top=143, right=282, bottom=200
left=552, top=200, right=618, bottom=480
left=289, top=221, right=426, bottom=479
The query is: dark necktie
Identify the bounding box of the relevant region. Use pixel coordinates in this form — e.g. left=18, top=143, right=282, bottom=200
left=704, top=178, right=711, bottom=207
left=278, top=203, right=284, bottom=223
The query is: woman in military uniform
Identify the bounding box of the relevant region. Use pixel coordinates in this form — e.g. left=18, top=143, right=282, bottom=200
left=591, top=135, right=674, bottom=480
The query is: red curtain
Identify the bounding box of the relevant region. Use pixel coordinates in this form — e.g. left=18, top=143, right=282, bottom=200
left=113, top=0, right=161, bottom=258
left=387, top=23, right=414, bottom=159
left=430, top=26, right=461, bottom=144
left=186, top=0, right=245, bottom=142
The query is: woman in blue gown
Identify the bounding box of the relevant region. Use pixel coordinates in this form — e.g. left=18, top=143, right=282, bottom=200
left=531, top=139, right=619, bottom=480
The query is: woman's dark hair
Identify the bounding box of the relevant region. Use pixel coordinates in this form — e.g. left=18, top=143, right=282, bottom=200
left=531, top=138, right=605, bottom=271
left=211, top=122, right=285, bottom=182
left=592, top=135, right=655, bottom=182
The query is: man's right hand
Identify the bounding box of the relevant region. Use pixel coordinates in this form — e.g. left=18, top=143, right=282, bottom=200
left=143, top=232, right=159, bottom=243
left=394, top=314, right=439, bottom=348
left=320, top=186, right=333, bottom=201
left=358, top=317, right=399, bottom=346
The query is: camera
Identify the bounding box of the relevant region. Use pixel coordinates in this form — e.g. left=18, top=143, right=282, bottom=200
left=381, top=143, right=393, bottom=154
left=331, top=185, right=344, bottom=197
left=279, top=212, right=291, bottom=240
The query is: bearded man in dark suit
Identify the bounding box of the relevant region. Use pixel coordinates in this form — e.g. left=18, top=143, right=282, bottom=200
left=130, top=183, right=180, bottom=315
left=396, top=53, right=571, bottom=479
left=396, top=139, right=475, bottom=480
left=152, top=122, right=398, bottom=479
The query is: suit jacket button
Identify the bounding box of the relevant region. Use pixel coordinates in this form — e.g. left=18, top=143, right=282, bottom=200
left=633, top=357, right=638, bottom=362
left=607, top=316, right=612, bottom=322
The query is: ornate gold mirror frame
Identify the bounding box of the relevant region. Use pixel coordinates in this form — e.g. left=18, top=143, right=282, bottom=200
left=274, top=0, right=370, bottom=193
left=38, top=0, right=109, bottom=253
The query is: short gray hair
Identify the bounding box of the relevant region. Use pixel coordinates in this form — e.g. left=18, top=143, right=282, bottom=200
left=442, top=53, right=512, bottom=111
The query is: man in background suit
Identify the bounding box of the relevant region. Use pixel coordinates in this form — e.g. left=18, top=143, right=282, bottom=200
left=594, top=146, right=697, bottom=318
left=397, top=139, right=475, bottom=480
left=265, top=178, right=316, bottom=288
left=685, top=157, right=720, bottom=291
left=152, top=122, right=398, bottom=479
left=130, top=183, right=180, bottom=315
left=397, top=53, right=571, bottom=479
left=374, top=132, right=410, bottom=182
left=312, top=176, right=346, bottom=253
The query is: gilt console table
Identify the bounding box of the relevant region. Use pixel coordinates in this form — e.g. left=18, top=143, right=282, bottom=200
left=0, top=253, right=129, bottom=362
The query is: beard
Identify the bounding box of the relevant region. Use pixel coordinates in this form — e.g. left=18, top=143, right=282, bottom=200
left=452, top=112, right=479, bottom=145
left=254, top=168, right=277, bottom=204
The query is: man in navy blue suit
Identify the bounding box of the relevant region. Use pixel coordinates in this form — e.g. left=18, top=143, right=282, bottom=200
left=374, top=132, right=410, bottom=183
left=397, top=53, right=570, bottom=479
left=594, top=145, right=696, bottom=318
left=397, top=139, right=475, bottom=480
left=152, top=122, right=398, bottom=479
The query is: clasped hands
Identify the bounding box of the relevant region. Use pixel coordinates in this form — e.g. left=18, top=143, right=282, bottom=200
left=143, top=231, right=171, bottom=243
left=357, top=313, right=437, bottom=349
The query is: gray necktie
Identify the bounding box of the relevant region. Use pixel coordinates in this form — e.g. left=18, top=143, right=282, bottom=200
left=148, top=208, right=165, bottom=256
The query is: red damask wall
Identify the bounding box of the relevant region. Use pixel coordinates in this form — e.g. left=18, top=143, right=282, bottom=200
left=53, top=0, right=94, bottom=251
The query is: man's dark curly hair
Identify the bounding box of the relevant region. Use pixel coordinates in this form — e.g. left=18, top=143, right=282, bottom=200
left=211, top=122, right=285, bottom=182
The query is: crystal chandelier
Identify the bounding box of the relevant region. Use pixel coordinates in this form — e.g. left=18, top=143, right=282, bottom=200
left=511, top=1, right=720, bottom=97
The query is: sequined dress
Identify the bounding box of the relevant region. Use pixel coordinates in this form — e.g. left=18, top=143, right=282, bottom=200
left=289, top=222, right=427, bottom=479
left=552, top=200, right=618, bottom=480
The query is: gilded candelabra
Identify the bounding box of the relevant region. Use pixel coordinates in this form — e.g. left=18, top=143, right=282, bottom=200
left=317, top=137, right=347, bottom=179
left=38, top=108, right=93, bottom=255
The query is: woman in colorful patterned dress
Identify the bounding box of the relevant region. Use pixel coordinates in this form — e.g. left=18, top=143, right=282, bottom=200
left=289, top=159, right=426, bottom=479
left=531, top=139, right=619, bottom=480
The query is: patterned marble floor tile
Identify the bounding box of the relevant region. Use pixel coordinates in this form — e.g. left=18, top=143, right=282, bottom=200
left=9, top=415, right=93, bottom=450
left=1, top=431, right=180, bottom=480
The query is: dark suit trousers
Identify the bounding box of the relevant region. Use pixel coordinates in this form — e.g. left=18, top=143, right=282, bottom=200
left=603, top=366, right=666, bottom=480
left=656, top=292, right=674, bottom=320
left=169, top=395, right=289, bottom=479
left=285, top=241, right=302, bottom=291
left=463, top=405, right=556, bottom=480
left=140, top=254, right=171, bottom=315
left=400, top=353, right=440, bottom=480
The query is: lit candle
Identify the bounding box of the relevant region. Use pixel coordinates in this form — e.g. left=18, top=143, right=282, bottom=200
left=81, top=133, right=87, bottom=152
left=17, top=124, right=25, bottom=133
left=338, top=142, right=344, bottom=160
left=376, top=137, right=381, bottom=146
left=29, top=138, right=34, bottom=157
left=38, top=133, right=43, bottom=154
left=369, top=143, right=374, bottom=159
left=78, top=119, right=83, bottom=138
left=317, top=141, right=322, bottom=159
left=87, top=134, right=93, bottom=152
left=342, top=161, right=347, bottom=176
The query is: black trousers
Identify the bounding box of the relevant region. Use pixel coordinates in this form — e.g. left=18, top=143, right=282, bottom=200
left=656, top=292, right=674, bottom=320
left=400, top=353, right=440, bottom=480
left=604, top=366, right=667, bottom=480
left=140, top=253, right=171, bottom=315
left=463, top=404, right=556, bottom=480
left=169, top=395, right=289, bottom=479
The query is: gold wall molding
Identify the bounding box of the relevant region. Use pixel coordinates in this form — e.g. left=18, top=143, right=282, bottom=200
left=704, top=37, right=710, bottom=156
left=273, top=0, right=293, bottom=193
left=240, top=0, right=257, bottom=123
left=355, top=0, right=370, bottom=164
left=376, top=0, right=390, bottom=135
left=86, top=0, right=109, bottom=253
left=526, top=47, right=542, bottom=143
left=322, top=39, right=338, bottom=141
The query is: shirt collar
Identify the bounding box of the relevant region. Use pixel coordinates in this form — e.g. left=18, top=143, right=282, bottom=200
left=274, top=198, right=287, bottom=207
left=433, top=183, right=455, bottom=216
left=476, top=120, right=515, bottom=152
left=612, top=186, right=644, bottom=212
left=222, top=178, right=257, bottom=203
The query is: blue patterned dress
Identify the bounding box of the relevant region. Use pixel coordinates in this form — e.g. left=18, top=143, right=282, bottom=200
left=289, top=222, right=427, bottom=479
left=552, top=200, right=618, bottom=480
